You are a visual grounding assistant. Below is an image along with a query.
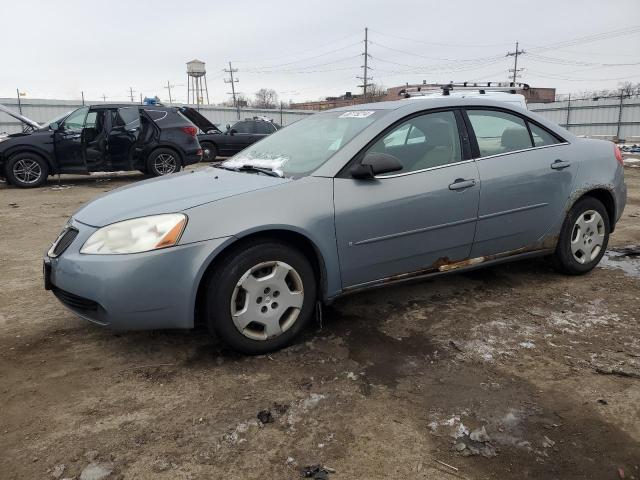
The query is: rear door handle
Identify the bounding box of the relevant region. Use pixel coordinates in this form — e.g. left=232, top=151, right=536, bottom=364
left=551, top=159, right=571, bottom=170
left=449, top=178, right=476, bottom=191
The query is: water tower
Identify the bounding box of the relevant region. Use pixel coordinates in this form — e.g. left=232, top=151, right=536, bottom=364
left=187, top=59, right=210, bottom=107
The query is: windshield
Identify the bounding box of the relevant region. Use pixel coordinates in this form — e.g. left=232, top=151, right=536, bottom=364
left=40, top=109, right=74, bottom=129
left=221, top=110, right=381, bottom=177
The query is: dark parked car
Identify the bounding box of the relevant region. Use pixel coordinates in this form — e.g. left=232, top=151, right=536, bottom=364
left=180, top=108, right=281, bottom=161
left=0, top=104, right=202, bottom=188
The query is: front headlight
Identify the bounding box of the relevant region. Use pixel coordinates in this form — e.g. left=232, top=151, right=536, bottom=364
left=80, top=213, right=187, bottom=254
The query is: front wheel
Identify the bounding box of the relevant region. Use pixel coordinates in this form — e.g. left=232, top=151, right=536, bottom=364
left=552, top=197, right=609, bottom=275
left=205, top=240, right=317, bottom=354
left=146, top=148, right=181, bottom=177
left=5, top=153, right=49, bottom=188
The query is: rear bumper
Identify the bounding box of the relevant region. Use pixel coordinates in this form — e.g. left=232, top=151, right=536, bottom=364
left=45, top=218, right=231, bottom=330
left=184, top=149, right=202, bottom=166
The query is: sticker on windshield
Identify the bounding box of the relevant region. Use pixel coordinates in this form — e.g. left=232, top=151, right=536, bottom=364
left=338, top=111, right=375, bottom=118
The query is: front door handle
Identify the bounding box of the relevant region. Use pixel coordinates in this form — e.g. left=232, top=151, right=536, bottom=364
left=551, top=159, right=571, bottom=170
left=449, top=178, right=476, bottom=191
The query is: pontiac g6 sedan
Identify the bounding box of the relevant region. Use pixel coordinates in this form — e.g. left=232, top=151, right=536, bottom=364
left=44, top=97, right=627, bottom=354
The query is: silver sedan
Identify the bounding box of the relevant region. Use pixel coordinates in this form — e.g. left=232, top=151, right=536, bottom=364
left=44, top=97, right=627, bottom=354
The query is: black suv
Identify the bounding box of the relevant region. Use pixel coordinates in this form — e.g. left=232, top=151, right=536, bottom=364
left=180, top=108, right=280, bottom=161
left=0, top=104, right=202, bottom=188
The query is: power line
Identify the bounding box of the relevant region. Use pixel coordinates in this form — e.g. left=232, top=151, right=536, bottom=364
left=368, top=28, right=513, bottom=49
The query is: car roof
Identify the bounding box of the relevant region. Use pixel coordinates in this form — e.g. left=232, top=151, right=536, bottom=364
left=89, top=104, right=174, bottom=110
left=329, top=96, right=528, bottom=113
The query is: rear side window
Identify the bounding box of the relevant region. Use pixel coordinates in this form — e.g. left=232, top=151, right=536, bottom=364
left=529, top=122, right=562, bottom=147
left=114, top=107, right=140, bottom=128
left=255, top=122, right=275, bottom=134
left=467, top=109, right=532, bottom=157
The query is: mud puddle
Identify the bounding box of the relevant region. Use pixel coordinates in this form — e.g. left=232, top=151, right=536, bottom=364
left=599, top=246, right=640, bottom=278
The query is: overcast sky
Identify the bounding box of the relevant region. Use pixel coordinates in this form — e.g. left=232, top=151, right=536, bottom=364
left=1, top=0, right=639, bottom=104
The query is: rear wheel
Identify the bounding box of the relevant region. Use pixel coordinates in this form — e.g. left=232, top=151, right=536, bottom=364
left=205, top=240, right=317, bottom=354
left=553, top=197, right=609, bottom=275
left=201, top=142, right=217, bottom=162
left=147, top=148, right=181, bottom=177
left=6, top=152, right=49, bottom=188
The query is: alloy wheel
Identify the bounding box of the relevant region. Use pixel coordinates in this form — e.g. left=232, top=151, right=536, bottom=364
left=154, top=153, right=177, bottom=174
left=230, top=261, right=304, bottom=341
left=13, top=159, right=42, bottom=184
left=570, top=210, right=605, bottom=264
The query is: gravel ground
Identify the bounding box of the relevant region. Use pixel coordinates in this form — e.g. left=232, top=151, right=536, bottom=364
left=1, top=165, right=639, bottom=480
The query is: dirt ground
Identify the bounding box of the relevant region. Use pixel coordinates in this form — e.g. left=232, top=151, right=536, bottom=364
left=1, top=165, right=639, bottom=480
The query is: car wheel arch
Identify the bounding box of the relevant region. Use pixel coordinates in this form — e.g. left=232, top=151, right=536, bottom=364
left=6, top=148, right=56, bottom=175
left=193, top=229, right=328, bottom=328
left=567, top=187, right=616, bottom=232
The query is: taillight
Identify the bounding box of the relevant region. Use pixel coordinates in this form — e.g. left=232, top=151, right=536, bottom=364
left=182, top=126, right=197, bottom=137
left=614, top=144, right=624, bottom=165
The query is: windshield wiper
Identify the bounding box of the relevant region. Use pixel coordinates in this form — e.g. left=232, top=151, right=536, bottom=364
left=217, top=164, right=282, bottom=178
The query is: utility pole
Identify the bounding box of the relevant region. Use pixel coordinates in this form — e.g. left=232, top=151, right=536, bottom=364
left=356, top=27, right=372, bottom=98
left=128, top=87, right=136, bottom=102
left=506, top=41, right=525, bottom=84
left=81, top=91, right=85, bottom=106
left=140, top=93, right=143, bottom=104
left=102, top=94, right=107, bottom=102
left=224, top=62, right=240, bottom=120
left=16, top=88, right=23, bottom=115
left=164, top=81, right=174, bottom=104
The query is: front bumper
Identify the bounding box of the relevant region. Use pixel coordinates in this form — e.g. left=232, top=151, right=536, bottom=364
left=45, top=218, right=231, bottom=330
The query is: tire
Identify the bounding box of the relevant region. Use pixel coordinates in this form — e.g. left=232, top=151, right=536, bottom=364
left=146, top=148, right=181, bottom=177
left=552, top=197, right=610, bottom=275
left=201, top=142, right=217, bottom=162
left=205, top=240, right=317, bottom=354
left=5, top=152, right=49, bottom=188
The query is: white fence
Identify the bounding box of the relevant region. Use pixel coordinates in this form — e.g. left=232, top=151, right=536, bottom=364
left=0, top=98, right=315, bottom=134
left=4, top=96, right=640, bottom=142
left=529, top=96, right=640, bottom=141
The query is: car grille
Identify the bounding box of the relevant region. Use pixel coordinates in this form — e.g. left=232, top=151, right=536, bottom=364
left=52, top=286, right=100, bottom=312
left=50, top=227, right=78, bottom=257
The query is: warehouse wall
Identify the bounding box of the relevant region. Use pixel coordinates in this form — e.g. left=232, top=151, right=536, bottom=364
left=0, top=98, right=316, bottom=135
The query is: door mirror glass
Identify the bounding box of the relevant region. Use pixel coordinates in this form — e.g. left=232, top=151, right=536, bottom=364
left=351, top=152, right=403, bottom=179
left=50, top=122, right=59, bottom=131
left=229, top=129, right=237, bottom=135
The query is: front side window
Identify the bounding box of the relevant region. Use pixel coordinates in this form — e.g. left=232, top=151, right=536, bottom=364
left=367, top=110, right=462, bottom=174
left=467, top=109, right=532, bottom=157
left=61, top=107, right=89, bottom=130
left=529, top=122, right=561, bottom=147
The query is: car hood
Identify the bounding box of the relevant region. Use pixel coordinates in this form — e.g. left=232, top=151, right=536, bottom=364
left=0, top=103, right=41, bottom=130
left=178, top=107, right=221, bottom=133
left=73, top=167, right=290, bottom=227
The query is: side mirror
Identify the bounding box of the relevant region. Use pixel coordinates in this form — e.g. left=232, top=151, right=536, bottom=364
left=50, top=122, right=59, bottom=131
left=229, top=129, right=237, bottom=135
left=350, top=152, right=403, bottom=179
